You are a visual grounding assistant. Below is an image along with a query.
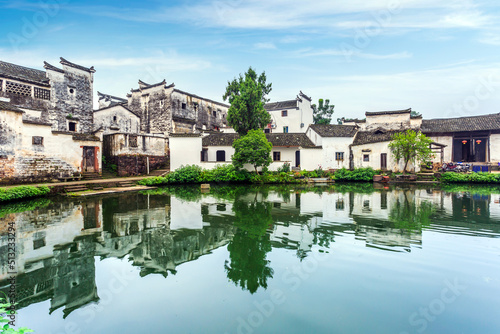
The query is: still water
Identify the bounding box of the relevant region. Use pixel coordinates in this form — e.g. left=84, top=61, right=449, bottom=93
left=1, top=183, right=500, bottom=334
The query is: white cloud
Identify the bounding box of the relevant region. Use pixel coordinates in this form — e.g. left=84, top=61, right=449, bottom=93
left=254, top=42, right=277, bottom=50
left=294, top=48, right=412, bottom=60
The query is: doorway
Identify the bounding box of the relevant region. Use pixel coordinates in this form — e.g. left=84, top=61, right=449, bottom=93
left=83, top=146, right=96, bottom=172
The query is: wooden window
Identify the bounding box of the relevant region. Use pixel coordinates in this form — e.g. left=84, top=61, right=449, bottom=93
left=129, top=135, right=138, bottom=147
left=335, top=152, right=344, bottom=160
left=68, top=122, right=77, bottom=132
left=33, top=238, right=46, bottom=250
left=32, top=136, right=43, bottom=146
left=6, top=81, right=31, bottom=96
left=34, top=87, right=50, bottom=100
left=216, top=150, right=226, bottom=162
left=283, top=126, right=288, bottom=133
left=282, top=110, right=287, bottom=117
left=273, top=152, right=281, bottom=161
left=363, top=154, right=369, bottom=162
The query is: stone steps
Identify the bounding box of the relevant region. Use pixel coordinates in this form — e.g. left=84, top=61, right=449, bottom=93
left=64, top=185, right=88, bottom=193
left=117, top=181, right=136, bottom=187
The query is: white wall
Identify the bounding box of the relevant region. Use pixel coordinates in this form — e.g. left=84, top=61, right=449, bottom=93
left=268, top=98, right=313, bottom=133
left=170, top=136, right=202, bottom=170
left=427, top=135, right=453, bottom=162
left=490, top=133, right=500, bottom=163
left=352, top=141, right=417, bottom=172
left=320, top=137, right=353, bottom=170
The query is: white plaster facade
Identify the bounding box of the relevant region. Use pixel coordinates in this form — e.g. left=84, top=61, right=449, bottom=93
left=94, top=104, right=140, bottom=135
left=265, top=92, right=313, bottom=134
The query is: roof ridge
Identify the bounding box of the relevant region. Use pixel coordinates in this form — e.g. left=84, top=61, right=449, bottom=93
left=59, top=57, right=95, bottom=73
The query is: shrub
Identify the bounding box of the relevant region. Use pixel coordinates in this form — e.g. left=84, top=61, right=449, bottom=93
left=334, top=167, right=377, bottom=182
left=276, top=162, right=291, bottom=173
left=0, top=186, right=51, bottom=203
left=441, top=172, right=500, bottom=184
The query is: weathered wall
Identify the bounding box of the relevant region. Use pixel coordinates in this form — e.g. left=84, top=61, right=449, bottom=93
left=94, top=105, right=140, bottom=134
left=128, top=85, right=172, bottom=134
left=0, top=79, right=51, bottom=111
left=364, top=113, right=411, bottom=130
left=108, top=155, right=168, bottom=176
left=171, top=90, right=228, bottom=132
left=0, top=109, right=102, bottom=184
left=45, top=66, right=94, bottom=133
left=103, top=133, right=166, bottom=156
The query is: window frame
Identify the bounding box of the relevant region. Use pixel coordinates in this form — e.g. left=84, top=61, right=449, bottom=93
left=273, top=151, right=281, bottom=161
left=335, top=152, right=344, bottom=161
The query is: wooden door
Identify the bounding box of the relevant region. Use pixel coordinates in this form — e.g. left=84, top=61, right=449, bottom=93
left=83, top=146, right=95, bottom=172
left=295, top=151, right=301, bottom=168
left=381, top=153, right=387, bottom=170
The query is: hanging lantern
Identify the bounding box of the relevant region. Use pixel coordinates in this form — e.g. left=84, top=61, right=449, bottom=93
left=476, top=139, right=482, bottom=144
left=462, top=140, right=467, bottom=144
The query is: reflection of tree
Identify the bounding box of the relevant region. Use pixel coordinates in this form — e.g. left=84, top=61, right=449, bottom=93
left=389, top=192, right=435, bottom=232
left=224, top=198, right=274, bottom=294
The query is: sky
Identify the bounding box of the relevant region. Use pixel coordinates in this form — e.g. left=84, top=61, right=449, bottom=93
left=1, top=0, right=500, bottom=120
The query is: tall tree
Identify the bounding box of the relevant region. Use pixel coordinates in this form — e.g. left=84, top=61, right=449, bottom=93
left=232, top=130, right=272, bottom=174
left=312, top=98, right=335, bottom=125
left=223, top=67, right=272, bottom=136
left=388, top=129, right=434, bottom=174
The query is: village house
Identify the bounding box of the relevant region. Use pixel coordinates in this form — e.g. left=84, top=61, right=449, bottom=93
left=170, top=104, right=500, bottom=173
left=0, top=58, right=102, bottom=184
left=264, top=91, right=314, bottom=133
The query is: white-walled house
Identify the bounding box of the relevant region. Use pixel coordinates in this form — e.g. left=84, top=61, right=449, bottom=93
left=265, top=91, right=313, bottom=134
left=306, top=124, right=358, bottom=170
left=168, top=108, right=500, bottom=173
left=94, top=103, right=140, bottom=134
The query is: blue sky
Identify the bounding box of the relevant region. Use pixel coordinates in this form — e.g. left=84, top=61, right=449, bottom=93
left=1, top=0, right=500, bottom=120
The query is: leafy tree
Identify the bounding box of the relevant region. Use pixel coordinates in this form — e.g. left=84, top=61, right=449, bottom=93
left=388, top=129, right=434, bottom=174
left=410, top=110, right=422, bottom=117
left=312, top=98, right=335, bottom=125
left=224, top=198, right=274, bottom=294
left=232, top=130, right=272, bottom=174
left=223, top=67, right=272, bottom=136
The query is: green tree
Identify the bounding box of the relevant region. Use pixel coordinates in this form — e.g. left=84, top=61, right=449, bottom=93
left=388, top=129, right=434, bottom=174
left=410, top=110, right=422, bottom=117
left=232, top=130, right=272, bottom=174
left=223, top=67, right=272, bottom=136
left=312, top=98, right=335, bottom=125
left=224, top=198, right=274, bottom=294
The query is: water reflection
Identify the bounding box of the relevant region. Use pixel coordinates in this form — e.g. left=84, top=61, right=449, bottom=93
left=1, top=184, right=500, bottom=317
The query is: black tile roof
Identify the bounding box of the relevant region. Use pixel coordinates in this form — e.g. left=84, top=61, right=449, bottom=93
left=365, top=108, right=411, bottom=116
left=23, top=118, right=52, bottom=126
left=172, top=88, right=229, bottom=108
left=0, top=60, right=50, bottom=86
left=97, top=91, right=127, bottom=103
left=264, top=99, right=297, bottom=111
left=421, top=113, right=500, bottom=133
left=0, top=100, right=23, bottom=113
left=43, top=61, right=64, bottom=73
left=170, top=133, right=201, bottom=137
left=60, top=57, right=95, bottom=73
left=352, top=129, right=403, bottom=146
left=308, top=124, right=358, bottom=137
left=94, top=103, right=141, bottom=118
left=202, top=132, right=317, bottom=148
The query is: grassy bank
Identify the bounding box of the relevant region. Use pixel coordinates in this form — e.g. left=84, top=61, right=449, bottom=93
left=441, top=172, right=500, bottom=184
left=138, top=165, right=378, bottom=186
left=0, top=185, right=51, bottom=203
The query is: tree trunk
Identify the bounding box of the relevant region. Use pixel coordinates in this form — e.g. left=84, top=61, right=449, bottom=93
left=254, top=165, right=259, bottom=175
left=403, top=160, right=409, bottom=174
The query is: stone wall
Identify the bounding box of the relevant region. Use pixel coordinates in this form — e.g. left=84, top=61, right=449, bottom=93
left=108, top=155, right=168, bottom=176
left=46, top=66, right=94, bottom=133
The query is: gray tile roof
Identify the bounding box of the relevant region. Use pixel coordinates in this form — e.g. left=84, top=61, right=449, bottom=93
left=421, top=113, right=500, bottom=133
left=172, top=88, right=229, bottom=108
left=365, top=108, right=411, bottom=116
left=0, top=100, right=23, bottom=113
left=202, top=132, right=317, bottom=148
left=0, top=60, right=50, bottom=86
left=352, top=129, right=403, bottom=146
left=264, top=99, right=297, bottom=111
left=23, top=118, right=52, bottom=126
left=59, top=57, right=95, bottom=73
left=309, top=124, right=358, bottom=137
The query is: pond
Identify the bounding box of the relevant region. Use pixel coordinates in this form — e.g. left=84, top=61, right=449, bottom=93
left=1, top=183, right=500, bottom=334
